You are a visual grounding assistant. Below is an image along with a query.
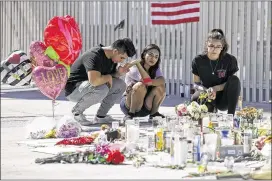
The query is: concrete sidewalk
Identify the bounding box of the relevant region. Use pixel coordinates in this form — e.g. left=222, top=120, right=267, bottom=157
left=1, top=85, right=271, bottom=179
left=1, top=84, right=271, bottom=118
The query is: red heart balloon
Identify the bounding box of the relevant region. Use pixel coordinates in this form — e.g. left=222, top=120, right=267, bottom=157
left=44, top=15, right=82, bottom=66
left=8, top=54, right=21, bottom=64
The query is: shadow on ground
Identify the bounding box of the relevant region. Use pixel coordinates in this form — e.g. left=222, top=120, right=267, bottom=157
left=1, top=90, right=67, bottom=101
left=1, top=89, right=271, bottom=110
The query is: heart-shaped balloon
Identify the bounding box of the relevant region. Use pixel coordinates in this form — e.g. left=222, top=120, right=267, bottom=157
left=32, top=64, right=67, bottom=100
left=0, top=50, right=32, bottom=86
left=8, top=53, right=21, bottom=64
left=29, top=41, right=56, bottom=67
left=44, top=15, right=82, bottom=65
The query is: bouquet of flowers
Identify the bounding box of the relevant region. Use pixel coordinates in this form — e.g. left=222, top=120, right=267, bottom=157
left=236, top=107, right=263, bottom=123
left=55, top=116, right=81, bottom=138
left=55, top=136, right=94, bottom=145
left=175, top=101, right=208, bottom=121
left=88, top=144, right=125, bottom=165
left=35, top=144, right=125, bottom=165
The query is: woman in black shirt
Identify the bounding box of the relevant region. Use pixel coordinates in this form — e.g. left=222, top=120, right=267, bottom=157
left=191, top=29, right=241, bottom=115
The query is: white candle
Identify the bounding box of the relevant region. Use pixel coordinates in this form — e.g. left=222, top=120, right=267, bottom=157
left=126, top=125, right=139, bottom=143
left=112, top=121, right=119, bottom=129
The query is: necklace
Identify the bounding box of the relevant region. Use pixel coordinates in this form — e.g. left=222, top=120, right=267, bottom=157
left=209, top=59, right=219, bottom=75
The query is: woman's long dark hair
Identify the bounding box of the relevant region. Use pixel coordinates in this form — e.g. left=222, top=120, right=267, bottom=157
left=203, top=29, right=229, bottom=58
left=140, top=44, right=161, bottom=79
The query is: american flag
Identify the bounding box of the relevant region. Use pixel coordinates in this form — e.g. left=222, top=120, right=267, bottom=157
left=151, top=1, right=200, bottom=25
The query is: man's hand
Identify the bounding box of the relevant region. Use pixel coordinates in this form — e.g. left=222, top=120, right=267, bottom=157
left=207, top=87, right=216, bottom=100
left=118, top=59, right=141, bottom=74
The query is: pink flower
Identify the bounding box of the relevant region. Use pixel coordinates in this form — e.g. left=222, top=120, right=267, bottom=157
left=176, top=104, right=188, bottom=116
left=181, top=107, right=187, bottom=113
left=177, top=110, right=182, bottom=116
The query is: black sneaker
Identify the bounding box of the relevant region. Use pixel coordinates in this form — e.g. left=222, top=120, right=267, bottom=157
left=149, top=112, right=165, bottom=120
left=120, top=113, right=135, bottom=126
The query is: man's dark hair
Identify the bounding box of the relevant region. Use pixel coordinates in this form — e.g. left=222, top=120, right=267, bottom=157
left=111, top=38, right=136, bottom=57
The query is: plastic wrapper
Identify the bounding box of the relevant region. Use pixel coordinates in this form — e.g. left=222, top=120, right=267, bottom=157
left=55, top=115, right=81, bottom=138
left=261, top=142, right=271, bottom=158
left=26, top=117, right=56, bottom=139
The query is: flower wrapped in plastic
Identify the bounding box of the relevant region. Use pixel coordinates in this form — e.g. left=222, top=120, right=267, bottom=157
left=35, top=145, right=125, bottom=165
left=26, top=117, right=56, bottom=139
left=236, top=107, right=264, bottom=124
left=175, top=101, right=208, bottom=122
left=106, top=150, right=125, bottom=164
left=95, top=144, right=111, bottom=156
left=55, top=115, right=81, bottom=138
left=55, top=136, right=94, bottom=145
left=87, top=143, right=125, bottom=165
left=175, top=103, right=187, bottom=116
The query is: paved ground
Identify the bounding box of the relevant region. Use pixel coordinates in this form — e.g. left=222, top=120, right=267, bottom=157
left=1, top=85, right=271, bottom=179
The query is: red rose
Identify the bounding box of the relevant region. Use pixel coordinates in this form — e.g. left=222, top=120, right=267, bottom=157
left=106, top=152, right=113, bottom=163
left=106, top=150, right=125, bottom=164
left=120, top=154, right=125, bottom=162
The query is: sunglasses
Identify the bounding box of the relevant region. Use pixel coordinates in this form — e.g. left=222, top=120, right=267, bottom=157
left=208, top=45, right=223, bottom=50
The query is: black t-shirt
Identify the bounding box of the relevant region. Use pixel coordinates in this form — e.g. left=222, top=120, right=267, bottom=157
left=65, top=44, right=117, bottom=96
left=191, top=53, right=239, bottom=88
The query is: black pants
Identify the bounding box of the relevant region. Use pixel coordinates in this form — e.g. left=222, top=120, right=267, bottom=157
left=191, top=75, right=241, bottom=115
left=120, top=86, right=154, bottom=117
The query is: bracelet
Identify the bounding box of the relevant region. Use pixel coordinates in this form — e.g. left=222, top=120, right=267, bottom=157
left=142, top=78, right=152, bottom=84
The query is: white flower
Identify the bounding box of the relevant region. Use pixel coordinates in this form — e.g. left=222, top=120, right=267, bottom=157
left=194, top=112, right=200, bottom=120
left=187, top=105, right=194, bottom=115
left=200, top=113, right=207, bottom=119
left=200, top=104, right=208, bottom=113
left=190, top=101, right=199, bottom=108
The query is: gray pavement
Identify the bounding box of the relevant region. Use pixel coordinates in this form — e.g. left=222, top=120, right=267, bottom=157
left=1, top=85, right=271, bottom=179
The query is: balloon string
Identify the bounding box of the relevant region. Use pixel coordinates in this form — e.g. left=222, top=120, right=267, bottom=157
left=52, top=100, right=60, bottom=118
left=52, top=100, right=55, bottom=118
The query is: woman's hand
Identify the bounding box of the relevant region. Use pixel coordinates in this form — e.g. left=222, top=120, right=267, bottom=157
left=207, top=87, right=216, bottom=100
left=125, top=83, right=134, bottom=94
left=129, top=59, right=142, bottom=66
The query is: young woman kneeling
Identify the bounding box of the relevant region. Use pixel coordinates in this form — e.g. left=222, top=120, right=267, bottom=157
left=191, top=29, right=241, bottom=115
left=120, top=44, right=166, bottom=121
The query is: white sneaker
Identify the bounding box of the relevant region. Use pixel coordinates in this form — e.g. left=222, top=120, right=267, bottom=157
left=94, top=115, right=119, bottom=124
left=74, top=114, right=96, bottom=126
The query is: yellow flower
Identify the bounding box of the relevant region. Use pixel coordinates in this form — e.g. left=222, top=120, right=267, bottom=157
left=44, top=129, right=56, bottom=138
